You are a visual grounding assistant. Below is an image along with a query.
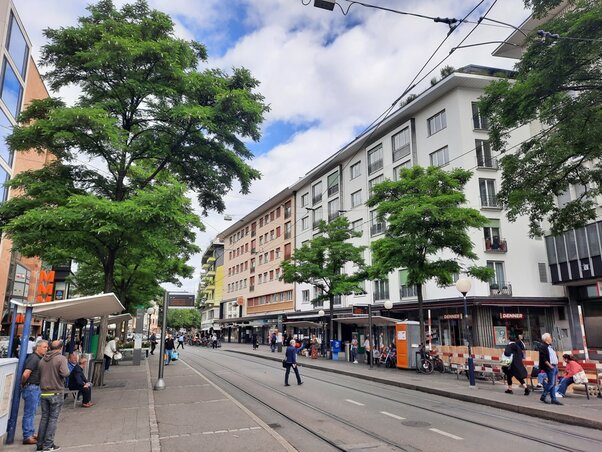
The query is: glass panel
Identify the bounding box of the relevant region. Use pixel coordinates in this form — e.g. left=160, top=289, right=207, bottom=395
left=555, top=236, right=567, bottom=263
left=0, top=108, right=13, bottom=165
left=399, top=269, right=408, bottom=286
left=564, top=230, right=577, bottom=260
left=0, top=164, right=9, bottom=201
left=575, top=227, right=588, bottom=259
left=545, top=236, right=557, bottom=264
left=7, top=14, right=28, bottom=78
left=587, top=223, right=600, bottom=256
left=1, top=58, right=23, bottom=118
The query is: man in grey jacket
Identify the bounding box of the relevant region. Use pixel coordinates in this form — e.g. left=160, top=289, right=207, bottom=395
left=37, top=340, right=70, bottom=451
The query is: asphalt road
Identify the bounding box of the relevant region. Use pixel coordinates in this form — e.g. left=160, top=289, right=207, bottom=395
left=179, top=346, right=602, bottom=452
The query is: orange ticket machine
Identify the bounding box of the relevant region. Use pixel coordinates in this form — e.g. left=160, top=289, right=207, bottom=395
left=395, top=321, right=420, bottom=369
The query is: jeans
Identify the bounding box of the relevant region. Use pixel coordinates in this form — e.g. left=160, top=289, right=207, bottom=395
left=177, top=341, right=184, bottom=349
left=104, top=354, right=112, bottom=371
left=150, top=342, right=156, bottom=355
left=37, top=394, right=64, bottom=449
left=271, top=343, right=276, bottom=352
left=556, top=376, right=574, bottom=396
left=165, top=349, right=173, bottom=365
left=22, top=384, right=41, bottom=439
left=285, top=363, right=301, bottom=385
left=351, top=347, right=357, bottom=362
left=542, top=366, right=558, bottom=401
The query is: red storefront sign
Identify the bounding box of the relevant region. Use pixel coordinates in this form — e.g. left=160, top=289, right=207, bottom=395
left=352, top=305, right=369, bottom=315
left=442, top=313, right=463, bottom=320
left=500, top=313, right=524, bottom=320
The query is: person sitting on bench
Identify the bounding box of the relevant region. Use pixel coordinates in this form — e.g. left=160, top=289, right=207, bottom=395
left=68, top=356, right=93, bottom=407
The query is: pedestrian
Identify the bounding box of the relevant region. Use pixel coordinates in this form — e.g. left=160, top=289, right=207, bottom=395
left=270, top=332, right=277, bottom=352
left=351, top=337, right=359, bottom=364
left=212, top=332, right=218, bottom=349
left=68, top=356, right=94, bottom=408
left=284, top=339, right=303, bottom=386
left=556, top=354, right=585, bottom=398
left=37, top=340, right=70, bottom=452
left=502, top=334, right=530, bottom=395
left=21, top=340, right=48, bottom=445
left=66, top=353, right=78, bottom=388
left=103, top=336, right=118, bottom=371
left=149, top=331, right=157, bottom=355
left=177, top=334, right=185, bottom=350
left=12, top=335, right=20, bottom=358
left=165, top=334, right=175, bottom=365
left=311, top=335, right=319, bottom=359
left=26, top=337, right=36, bottom=356
left=538, top=332, right=562, bottom=405
left=252, top=333, right=258, bottom=350
left=364, top=337, right=371, bottom=366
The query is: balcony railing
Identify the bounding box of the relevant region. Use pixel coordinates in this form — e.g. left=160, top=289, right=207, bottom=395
left=481, top=194, right=502, bottom=209
left=370, top=223, right=386, bottom=236
left=368, top=160, right=383, bottom=174
left=400, top=286, right=417, bottom=298
left=312, top=194, right=322, bottom=205
left=485, top=238, right=508, bottom=252
left=284, top=207, right=292, bottom=219
left=328, top=211, right=339, bottom=222
left=284, top=231, right=291, bottom=239
left=328, top=184, right=339, bottom=197
left=477, top=156, right=499, bottom=169
left=489, top=281, right=512, bottom=296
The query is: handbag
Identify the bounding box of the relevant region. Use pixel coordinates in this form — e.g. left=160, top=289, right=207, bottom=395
left=171, top=350, right=179, bottom=361
left=282, top=359, right=287, bottom=368
left=573, top=370, right=588, bottom=384
left=500, top=353, right=513, bottom=367
left=113, top=352, right=123, bottom=361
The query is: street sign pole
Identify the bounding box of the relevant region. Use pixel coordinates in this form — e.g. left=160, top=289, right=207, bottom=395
left=368, top=303, right=373, bottom=369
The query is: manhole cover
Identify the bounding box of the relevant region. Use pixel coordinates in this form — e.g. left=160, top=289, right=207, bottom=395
left=402, top=421, right=430, bottom=427
left=268, top=423, right=282, bottom=429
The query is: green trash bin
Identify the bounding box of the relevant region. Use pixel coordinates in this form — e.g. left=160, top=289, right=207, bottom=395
left=89, top=334, right=99, bottom=359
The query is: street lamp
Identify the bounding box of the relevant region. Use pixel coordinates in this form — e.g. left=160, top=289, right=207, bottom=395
left=146, top=307, right=155, bottom=340
left=455, top=278, right=475, bottom=387
left=383, top=300, right=393, bottom=310
left=154, top=292, right=169, bottom=391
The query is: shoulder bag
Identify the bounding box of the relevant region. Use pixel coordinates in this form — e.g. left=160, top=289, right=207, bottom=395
left=573, top=370, right=588, bottom=384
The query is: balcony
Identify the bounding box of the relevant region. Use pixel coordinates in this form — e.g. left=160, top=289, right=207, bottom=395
left=480, top=194, right=502, bottom=209
left=477, top=156, right=499, bottom=170
left=489, top=281, right=512, bottom=296
left=485, top=238, right=508, bottom=253
left=207, top=256, right=216, bottom=263
left=370, top=223, right=386, bottom=236
left=206, top=269, right=216, bottom=276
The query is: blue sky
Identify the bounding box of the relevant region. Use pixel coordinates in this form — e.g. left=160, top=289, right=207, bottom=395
left=16, top=0, right=532, bottom=293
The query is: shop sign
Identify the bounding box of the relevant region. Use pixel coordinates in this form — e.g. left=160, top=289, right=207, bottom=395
left=442, top=313, right=463, bottom=320
left=352, top=305, right=369, bottom=315
left=500, top=313, right=524, bottom=320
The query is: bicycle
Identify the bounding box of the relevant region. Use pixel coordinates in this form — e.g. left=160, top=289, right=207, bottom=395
left=416, top=345, right=445, bottom=374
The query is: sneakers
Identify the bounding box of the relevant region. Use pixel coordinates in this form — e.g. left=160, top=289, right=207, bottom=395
left=524, top=388, right=530, bottom=396
left=298, top=381, right=303, bottom=386
left=353, top=360, right=358, bottom=364
left=504, top=389, right=513, bottom=394
left=540, top=395, right=550, bottom=404
left=556, top=393, right=563, bottom=398
left=551, top=400, right=563, bottom=405
left=43, top=445, right=60, bottom=451
left=284, top=384, right=290, bottom=386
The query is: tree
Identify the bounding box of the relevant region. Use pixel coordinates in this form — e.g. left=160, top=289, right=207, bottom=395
left=479, top=0, right=602, bottom=236
left=281, top=216, right=366, bottom=351
left=166, top=308, right=201, bottom=330
left=0, top=0, right=267, bottom=382
left=367, top=166, right=493, bottom=346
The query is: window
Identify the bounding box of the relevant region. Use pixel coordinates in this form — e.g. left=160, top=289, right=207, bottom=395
left=275, top=248, right=280, bottom=259
left=270, top=230, right=275, bottom=240
left=352, top=219, right=363, bottom=234
left=312, top=207, right=322, bottom=229
left=284, top=222, right=291, bottom=239
left=284, top=243, right=292, bottom=259
left=302, top=289, right=310, bottom=303
left=6, top=13, right=28, bottom=78
left=487, top=261, right=507, bottom=288
left=369, top=174, right=384, bottom=195
left=393, top=161, right=412, bottom=181
left=284, top=200, right=292, bottom=219
left=0, top=165, right=9, bottom=202
left=350, top=162, right=361, bottom=179
left=427, top=110, right=447, bottom=136
left=354, top=280, right=366, bottom=296
left=399, top=270, right=417, bottom=298
left=370, top=210, right=385, bottom=236
left=276, top=207, right=281, bottom=218
left=301, top=192, right=309, bottom=207
left=348, top=190, right=361, bottom=209
left=392, top=127, right=410, bottom=161
left=328, top=198, right=339, bottom=221
left=270, top=270, right=274, bottom=281
left=430, top=146, right=449, bottom=167
left=479, top=179, right=500, bottom=208
left=373, top=279, right=389, bottom=301
left=327, top=172, right=339, bottom=197
left=312, top=182, right=322, bottom=205
left=301, top=216, right=310, bottom=230
left=259, top=236, right=263, bottom=245
left=0, top=109, right=13, bottom=166
left=270, top=211, right=275, bottom=221
left=484, top=219, right=506, bottom=252
left=476, top=140, right=496, bottom=168
left=276, top=226, right=281, bottom=237
left=538, top=263, right=548, bottom=283
left=557, top=187, right=571, bottom=208
left=368, top=145, right=383, bottom=174
left=472, top=102, right=488, bottom=130
left=259, top=218, right=263, bottom=227
left=1, top=58, right=23, bottom=118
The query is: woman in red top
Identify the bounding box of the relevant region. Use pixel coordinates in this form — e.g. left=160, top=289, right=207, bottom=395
left=556, top=354, right=584, bottom=397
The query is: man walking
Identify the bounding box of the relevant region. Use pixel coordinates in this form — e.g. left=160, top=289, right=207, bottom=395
left=284, top=339, right=303, bottom=386
left=149, top=331, right=157, bottom=355
left=212, top=332, right=218, bottom=349
left=37, top=340, right=70, bottom=451
left=539, top=333, right=562, bottom=405
left=270, top=332, right=277, bottom=352
left=177, top=333, right=185, bottom=349
left=21, top=340, right=48, bottom=445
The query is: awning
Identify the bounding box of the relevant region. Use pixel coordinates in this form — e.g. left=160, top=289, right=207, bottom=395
left=105, top=313, right=132, bottom=325
left=334, top=316, right=400, bottom=326
left=284, top=321, right=322, bottom=328
left=286, top=313, right=323, bottom=320
left=13, top=293, right=125, bottom=321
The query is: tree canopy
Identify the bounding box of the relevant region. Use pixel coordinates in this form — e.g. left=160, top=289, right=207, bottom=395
left=367, top=166, right=493, bottom=345
left=166, top=308, right=201, bottom=330
left=480, top=0, right=602, bottom=236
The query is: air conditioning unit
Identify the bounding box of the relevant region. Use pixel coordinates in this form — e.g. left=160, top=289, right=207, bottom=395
left=314, top=0, right=336, bottom=11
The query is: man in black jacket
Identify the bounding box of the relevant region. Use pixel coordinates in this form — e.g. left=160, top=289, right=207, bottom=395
left=538, top=333, right=562, bottom=405
left=68, top=356, right=93, bottom=408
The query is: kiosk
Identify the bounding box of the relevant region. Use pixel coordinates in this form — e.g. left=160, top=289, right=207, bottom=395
left=395, top=321, right=420, bottom=369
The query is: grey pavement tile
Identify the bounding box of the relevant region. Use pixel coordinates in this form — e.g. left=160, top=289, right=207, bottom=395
left=153, top=384, right=225, bottom=406
left=160, top=428, right=286, bottom=452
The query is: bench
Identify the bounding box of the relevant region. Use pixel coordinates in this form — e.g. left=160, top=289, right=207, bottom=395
left=557, top=362, right=602, bottom=400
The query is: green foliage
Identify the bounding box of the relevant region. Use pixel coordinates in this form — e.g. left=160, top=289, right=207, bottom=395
left=524, top=0, right=576, bottom=18
left=440, top=65, right=455, bottom=78
left=367, top=166, right=493, bottom=344
left=480, top=0, right=602, bottom=236
left=166, top=308, right=200, bottom=330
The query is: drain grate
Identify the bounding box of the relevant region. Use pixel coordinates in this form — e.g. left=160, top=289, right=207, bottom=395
left=401, top=420, right=430, bottom=427
left=268, top=423, right=282, bottom=429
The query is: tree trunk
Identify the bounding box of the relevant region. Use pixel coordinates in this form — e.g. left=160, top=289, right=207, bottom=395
left=328, top=294, right=335, bottom=353
left=92, top=251, right=116, bottom=386
left=417, top=283, right=426, bottom=347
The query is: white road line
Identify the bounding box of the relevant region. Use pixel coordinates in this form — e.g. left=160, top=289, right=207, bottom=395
left=380, top=411, right=406, bottom=420
left=429, top=428, right=463, bottom=440
left=345, top=399, right=365, bottom=406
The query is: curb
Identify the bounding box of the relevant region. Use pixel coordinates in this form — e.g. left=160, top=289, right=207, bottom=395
left=226, top=349, right=602, bottom=431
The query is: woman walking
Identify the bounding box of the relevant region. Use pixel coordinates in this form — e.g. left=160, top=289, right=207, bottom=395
left=284, top=339, right=303, bottom=386
left=502, top=335, right=530, bottom=395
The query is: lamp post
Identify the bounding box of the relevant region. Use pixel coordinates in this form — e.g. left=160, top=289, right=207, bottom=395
left=455, top=278, right=475, bottom=387
left=146, top=307, right=155, bottom=340
left=154, top=291, right=169, bottom=390
left=318, top=309, right=325, bottom=357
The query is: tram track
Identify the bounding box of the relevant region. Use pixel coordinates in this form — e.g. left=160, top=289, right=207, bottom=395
left=187, top=348, right=600, bottom=452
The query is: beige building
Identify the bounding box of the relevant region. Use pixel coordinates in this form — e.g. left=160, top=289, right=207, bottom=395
left=0, top=0, right=53, bottom=336
left=219, top=188, right=295, bottom=343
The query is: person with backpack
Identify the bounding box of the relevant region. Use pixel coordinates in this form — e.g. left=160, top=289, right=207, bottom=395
left=502, top=334, right=530, bottom=395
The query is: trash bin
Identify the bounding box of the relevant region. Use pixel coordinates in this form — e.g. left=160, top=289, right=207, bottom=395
left=331, top=340, right=341, bottom=360
left=345, top=342, right=352, bottom=362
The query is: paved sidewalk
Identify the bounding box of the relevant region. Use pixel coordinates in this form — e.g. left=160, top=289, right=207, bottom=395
left=4, top=354, right=293, bottom=451
left=222, top=341, right=602, bottom=431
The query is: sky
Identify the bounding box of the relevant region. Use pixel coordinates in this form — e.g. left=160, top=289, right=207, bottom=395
left=15, top=0, right=532, bottom=295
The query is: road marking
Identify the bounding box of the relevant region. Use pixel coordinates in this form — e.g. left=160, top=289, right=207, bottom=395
left=345, top=399, right=365, bottom=406
left=429, top=428, right=463, bottom=440
left=380, top=411, right=405, bottom=420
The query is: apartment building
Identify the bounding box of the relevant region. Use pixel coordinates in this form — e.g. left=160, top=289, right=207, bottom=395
left=0, top=1, right=53, bottom=336
left=218, top=189, right=296, bottom=343
left=288, top=65, right=568, bottom=350
left=198, top=240, right=224, bottom=335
